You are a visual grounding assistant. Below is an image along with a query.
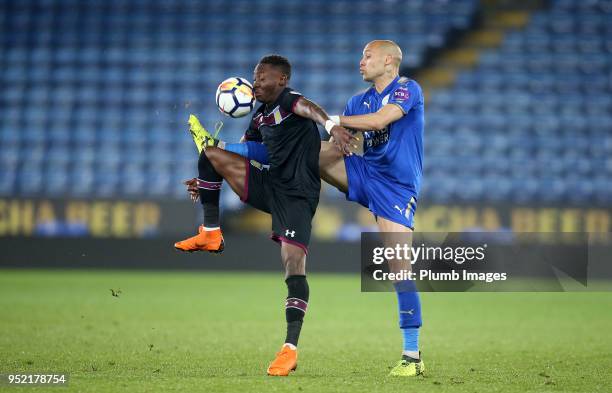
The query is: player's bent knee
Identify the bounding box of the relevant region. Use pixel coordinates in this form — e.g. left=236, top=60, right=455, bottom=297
left=205, top=147, right=244, bottom=178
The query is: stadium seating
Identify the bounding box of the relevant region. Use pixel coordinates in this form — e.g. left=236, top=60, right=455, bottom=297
left=423, top=0, right=612, bottom=205
left=5, top=0, right=610, bottom=206
left=0, top=0, right=477, bottom=199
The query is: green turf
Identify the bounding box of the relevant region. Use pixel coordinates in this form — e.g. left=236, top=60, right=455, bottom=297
left=0, top=270, right=611, bottom=393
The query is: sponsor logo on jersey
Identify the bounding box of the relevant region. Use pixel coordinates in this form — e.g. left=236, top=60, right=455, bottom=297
left=393, top=86, right=410, bottom=102
left=364, top=127, right=390, bottom=149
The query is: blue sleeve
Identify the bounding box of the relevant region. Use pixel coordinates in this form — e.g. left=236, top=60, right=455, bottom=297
left=388, top=81, right=422, bottom=114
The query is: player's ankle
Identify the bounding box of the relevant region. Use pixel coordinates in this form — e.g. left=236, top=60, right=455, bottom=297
left=402, top=350, right=419, bottom=360
left=283, top=343, right=297, bottom=350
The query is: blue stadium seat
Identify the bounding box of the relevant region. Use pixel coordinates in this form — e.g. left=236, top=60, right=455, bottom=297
left=423, top=0, right=612, bottom=204
left=2, top=0, right=609, bottom=206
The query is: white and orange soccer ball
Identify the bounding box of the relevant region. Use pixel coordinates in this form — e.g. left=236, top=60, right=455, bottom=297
left=215, top=77, right=255, bottom=118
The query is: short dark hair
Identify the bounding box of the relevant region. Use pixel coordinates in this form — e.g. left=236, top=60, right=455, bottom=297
left=259, top=54, right=291, bottom=80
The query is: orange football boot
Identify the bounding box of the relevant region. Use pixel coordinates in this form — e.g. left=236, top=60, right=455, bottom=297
left=174, top=225, right=224, bottom=253
left=267, top=344, right=298, bottom=376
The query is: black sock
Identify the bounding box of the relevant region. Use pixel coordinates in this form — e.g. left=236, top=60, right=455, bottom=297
left=197, top=150, right=222, bottom=228
left=284, top=275, right=309, bottom=346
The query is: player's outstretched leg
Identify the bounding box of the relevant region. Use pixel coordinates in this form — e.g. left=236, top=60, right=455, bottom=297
left=319, top=141, right=349, bottom=193
left=188, top=114, right=270, bottom=164
left=268, top=242, right=308, bottom=376
left=174, top=148, right=247, bottom=253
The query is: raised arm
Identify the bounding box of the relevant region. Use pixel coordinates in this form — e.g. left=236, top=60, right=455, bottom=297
left=337, top=104, right=404, bottom=131
left=292, top=96, right=357, bottom=155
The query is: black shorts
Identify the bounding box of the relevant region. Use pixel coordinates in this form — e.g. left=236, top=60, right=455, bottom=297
left=241, top=159, right=318, bottom=254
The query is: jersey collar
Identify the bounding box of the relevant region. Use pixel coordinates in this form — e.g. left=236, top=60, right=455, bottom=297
left=381, top=76, right=400, bottom=97
left=370, top=76, right=400, bottom=98
left=265, top=87, right=290, bottom=113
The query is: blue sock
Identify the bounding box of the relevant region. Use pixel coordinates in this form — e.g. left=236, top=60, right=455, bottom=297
left=224, top=142, right=269, bottom=164
left=224, top=143, right=249, bottom=158
left=245, top=141, right=269, bottom=164
left=393, top=280, right=422, bottom=355
left=402, top=327, right=419, bottom=353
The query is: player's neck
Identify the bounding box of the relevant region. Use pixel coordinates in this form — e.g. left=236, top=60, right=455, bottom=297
left=265, top=88, right=285, bottom=108
left=373, top=74, right=398, bottom=94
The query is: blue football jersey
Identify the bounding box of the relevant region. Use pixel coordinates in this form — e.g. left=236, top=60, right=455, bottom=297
left=344, top=76, right=424, bottom=197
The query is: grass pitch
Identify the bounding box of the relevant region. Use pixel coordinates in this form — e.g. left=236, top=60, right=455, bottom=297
left=1, top=270, right=611, bottom=392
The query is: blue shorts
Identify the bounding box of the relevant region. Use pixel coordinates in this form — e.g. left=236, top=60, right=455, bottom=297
left=344, top=155, right=417, bottom=229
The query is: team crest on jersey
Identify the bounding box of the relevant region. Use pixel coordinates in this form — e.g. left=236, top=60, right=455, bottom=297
left=253, top=105, right=292, bottom=129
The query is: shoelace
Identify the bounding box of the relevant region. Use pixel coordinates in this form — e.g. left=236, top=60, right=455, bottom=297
left=274, top=349, right=292, bottom=361
left=213, top=121, right=223, bottom=139
left=395, top=359, right=411, bottom=367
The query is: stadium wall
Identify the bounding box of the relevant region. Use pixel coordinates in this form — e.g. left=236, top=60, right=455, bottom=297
left=1, top=198, right=611, bottom=274
left=0, top=235, right=361, bottom=272
left=1, top=198, right=611, bottom=238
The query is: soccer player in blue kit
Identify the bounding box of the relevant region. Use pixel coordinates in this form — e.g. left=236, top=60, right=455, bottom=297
left=320, top=39, right=425, bottom=377
left=184, top=40, right=424, bottom=376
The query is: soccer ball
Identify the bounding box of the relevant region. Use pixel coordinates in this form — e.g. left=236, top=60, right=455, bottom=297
left=215, top=77, right=255, bottom=118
